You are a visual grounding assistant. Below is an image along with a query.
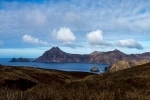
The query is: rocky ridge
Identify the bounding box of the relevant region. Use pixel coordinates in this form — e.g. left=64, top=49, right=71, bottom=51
left=34, top=47, right=150, bottom=64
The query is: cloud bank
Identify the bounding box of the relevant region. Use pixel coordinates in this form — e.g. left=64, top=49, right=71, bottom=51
left=22, top=35, right=48, bottom=45
left=116, top=39, right=143, bottom=50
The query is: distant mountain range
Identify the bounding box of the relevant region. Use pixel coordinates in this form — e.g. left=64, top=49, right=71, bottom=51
left=34, top=47, right=150, bottom=64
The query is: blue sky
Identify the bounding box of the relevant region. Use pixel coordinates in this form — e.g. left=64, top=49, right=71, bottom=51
left=0, top=0, right=150, bottom=58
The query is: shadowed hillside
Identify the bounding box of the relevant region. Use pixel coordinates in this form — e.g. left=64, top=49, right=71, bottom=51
left=0, top=63, right=150, bottom=100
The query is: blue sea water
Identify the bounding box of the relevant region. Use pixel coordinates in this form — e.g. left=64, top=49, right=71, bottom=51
left=0, top=58, right=109, bottom=73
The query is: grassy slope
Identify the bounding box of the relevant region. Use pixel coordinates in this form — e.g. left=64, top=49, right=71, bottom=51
left=0, top=63, right=150, bottom=100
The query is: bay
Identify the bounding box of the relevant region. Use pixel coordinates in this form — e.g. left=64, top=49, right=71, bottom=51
left=0, top=58, right=109, bottom=73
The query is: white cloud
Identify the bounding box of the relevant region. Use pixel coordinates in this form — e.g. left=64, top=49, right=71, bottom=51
left=86, top=30, right=103, bottom=45
left=22, top=35, right=48, bottom=45
left=55, top=27, right=76, bottom=44
left=116, top=39, right=143, bottom=49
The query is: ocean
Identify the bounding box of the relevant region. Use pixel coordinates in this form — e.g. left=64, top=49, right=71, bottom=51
left=0, top=58, right=109, bottom=73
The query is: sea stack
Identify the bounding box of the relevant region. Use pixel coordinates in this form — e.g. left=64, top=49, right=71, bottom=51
left=90, top=66, right=100, bottom=72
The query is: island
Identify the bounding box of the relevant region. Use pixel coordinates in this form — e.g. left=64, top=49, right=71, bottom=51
left=10, top=57, right=30, bottom=62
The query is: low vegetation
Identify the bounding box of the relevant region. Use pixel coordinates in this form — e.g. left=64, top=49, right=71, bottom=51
left=0, top=63, right=150, bottom=100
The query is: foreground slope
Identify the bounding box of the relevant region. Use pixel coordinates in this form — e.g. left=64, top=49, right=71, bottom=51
left=0, top=63, right=150, bottom=100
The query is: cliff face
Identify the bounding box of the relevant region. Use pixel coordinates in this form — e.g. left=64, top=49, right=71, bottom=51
left=34, top=47, right=150, bottom=64
left=108, top=59, right=150, bottom=72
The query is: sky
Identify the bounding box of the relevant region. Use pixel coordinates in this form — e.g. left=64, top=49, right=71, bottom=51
left=0, top=0, right=150, bottom=58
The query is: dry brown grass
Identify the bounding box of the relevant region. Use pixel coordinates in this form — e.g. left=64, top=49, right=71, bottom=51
left=0, top=63, right=150, bottom=100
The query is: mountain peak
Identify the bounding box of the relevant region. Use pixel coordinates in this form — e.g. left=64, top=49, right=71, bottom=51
left=90, top=51, right=99, bottom=55
left=50, top=47, right=61, bottom=51
left=90, top=51, right=104, bottom=55
left=112, top=49, right=124, bottom=54
left=113, top=49, right=120, bottom=52
left=48, top=47, right=65, bottom=54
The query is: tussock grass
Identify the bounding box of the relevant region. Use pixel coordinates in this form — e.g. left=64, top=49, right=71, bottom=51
left=0, top=63, right=150, bottom=100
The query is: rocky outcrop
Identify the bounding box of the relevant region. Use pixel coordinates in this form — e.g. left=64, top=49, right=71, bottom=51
left=34, top=47, right=150, bottom=64
left=133, top=59, right=150, bottom=66
left=108, top=59, right=150, bottom=72
left=108, top=61, right=132, bottom=72
left=10, top=58, right=30, bottom=62
left=90, top=66, right=99, bottom=72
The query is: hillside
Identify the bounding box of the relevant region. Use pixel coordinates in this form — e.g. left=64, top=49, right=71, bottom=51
left=0, top=63, right=150, bottom=99
left=34, top=47, right=150, bottom=64
left=108, top=59, right=150, bottom=72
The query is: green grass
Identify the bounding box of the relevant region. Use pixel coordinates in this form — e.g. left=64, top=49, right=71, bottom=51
left=0, top=63, right=150, bottom=100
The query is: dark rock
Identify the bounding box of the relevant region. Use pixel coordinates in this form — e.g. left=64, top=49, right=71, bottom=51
left=104, top=67, right=108, bottom=71
left=90, top=66, right=99, bottom=72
